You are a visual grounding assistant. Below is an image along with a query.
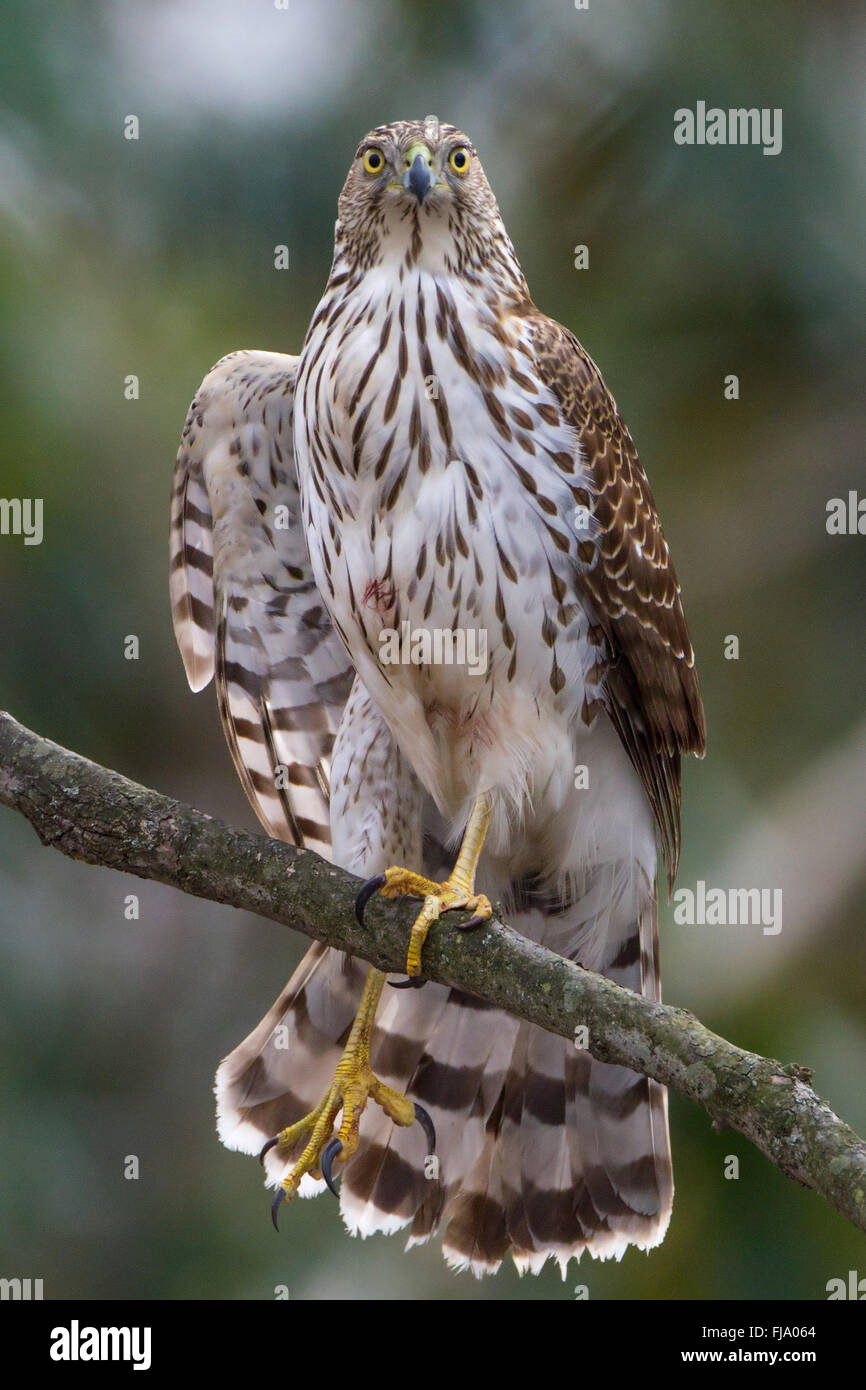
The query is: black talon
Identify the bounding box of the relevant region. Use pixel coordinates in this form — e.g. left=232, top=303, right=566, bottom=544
left=259, top=1135, right=279, bottom=1165
left=271, top=1187, right=285, bottom=1231
left=355, top=873, right=387, bottom=926
left=389, top=974, right=428, bottom=989
left=413, top=1102, right=437, bottom=1155
left=457, top=913, right=489, bottom=933
left=321, top=1137, right=343, bottom=1197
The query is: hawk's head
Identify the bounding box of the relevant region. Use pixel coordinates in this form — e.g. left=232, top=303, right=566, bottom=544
left=334, top=117, right=523, bottom=290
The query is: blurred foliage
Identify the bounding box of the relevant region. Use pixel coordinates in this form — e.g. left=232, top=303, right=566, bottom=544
left=0, top=0, right=864, bottom=1300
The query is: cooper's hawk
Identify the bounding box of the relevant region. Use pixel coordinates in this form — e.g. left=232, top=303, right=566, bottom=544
left=170, top=118, right=705, bottom=1276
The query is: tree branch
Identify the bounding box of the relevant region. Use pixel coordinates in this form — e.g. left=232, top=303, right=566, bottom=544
left=1, top=709, right=864, bottom=1235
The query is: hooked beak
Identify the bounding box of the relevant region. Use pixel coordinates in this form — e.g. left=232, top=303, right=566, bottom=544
left=403, top=148, right=437, bottom=204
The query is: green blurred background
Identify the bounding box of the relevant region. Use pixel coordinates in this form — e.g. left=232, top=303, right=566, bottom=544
left=1, top=0, right=864, bottom=1300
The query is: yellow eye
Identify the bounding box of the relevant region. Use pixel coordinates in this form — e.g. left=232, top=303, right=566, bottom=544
left=448, top=147, right=470, bottom=176
left=363, top=147, right=385, bottom=175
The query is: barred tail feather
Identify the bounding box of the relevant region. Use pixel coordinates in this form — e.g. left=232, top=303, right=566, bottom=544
left=213, top=865, right=670, bottom=1273
left=440, top=886, right=672, bottom=1275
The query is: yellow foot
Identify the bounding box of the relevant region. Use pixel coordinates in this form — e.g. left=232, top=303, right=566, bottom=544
left=355, top=796, right=494, bottom=980
left=262, top=968, right=436, bottom=1228
left=355, top=866, right=493, bottom=978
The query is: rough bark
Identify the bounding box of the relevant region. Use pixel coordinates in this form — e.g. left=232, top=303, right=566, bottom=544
left=1, top=709, right=864, bottom=1235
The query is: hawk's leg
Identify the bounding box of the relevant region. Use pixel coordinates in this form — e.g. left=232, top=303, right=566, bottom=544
left=356, top=793, right=493, bottom=977
left=265, top=966, right=435, bottom=1224
left=266, top=795, right=491, bottom=1224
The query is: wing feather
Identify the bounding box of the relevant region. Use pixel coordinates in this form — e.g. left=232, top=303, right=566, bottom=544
left=170, top=349, right=355, bottom=857
left=528, top=315, right=706, bottom=880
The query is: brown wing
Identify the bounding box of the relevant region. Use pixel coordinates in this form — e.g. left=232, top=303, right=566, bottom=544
left=528, top=314, right=706, bottom=884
